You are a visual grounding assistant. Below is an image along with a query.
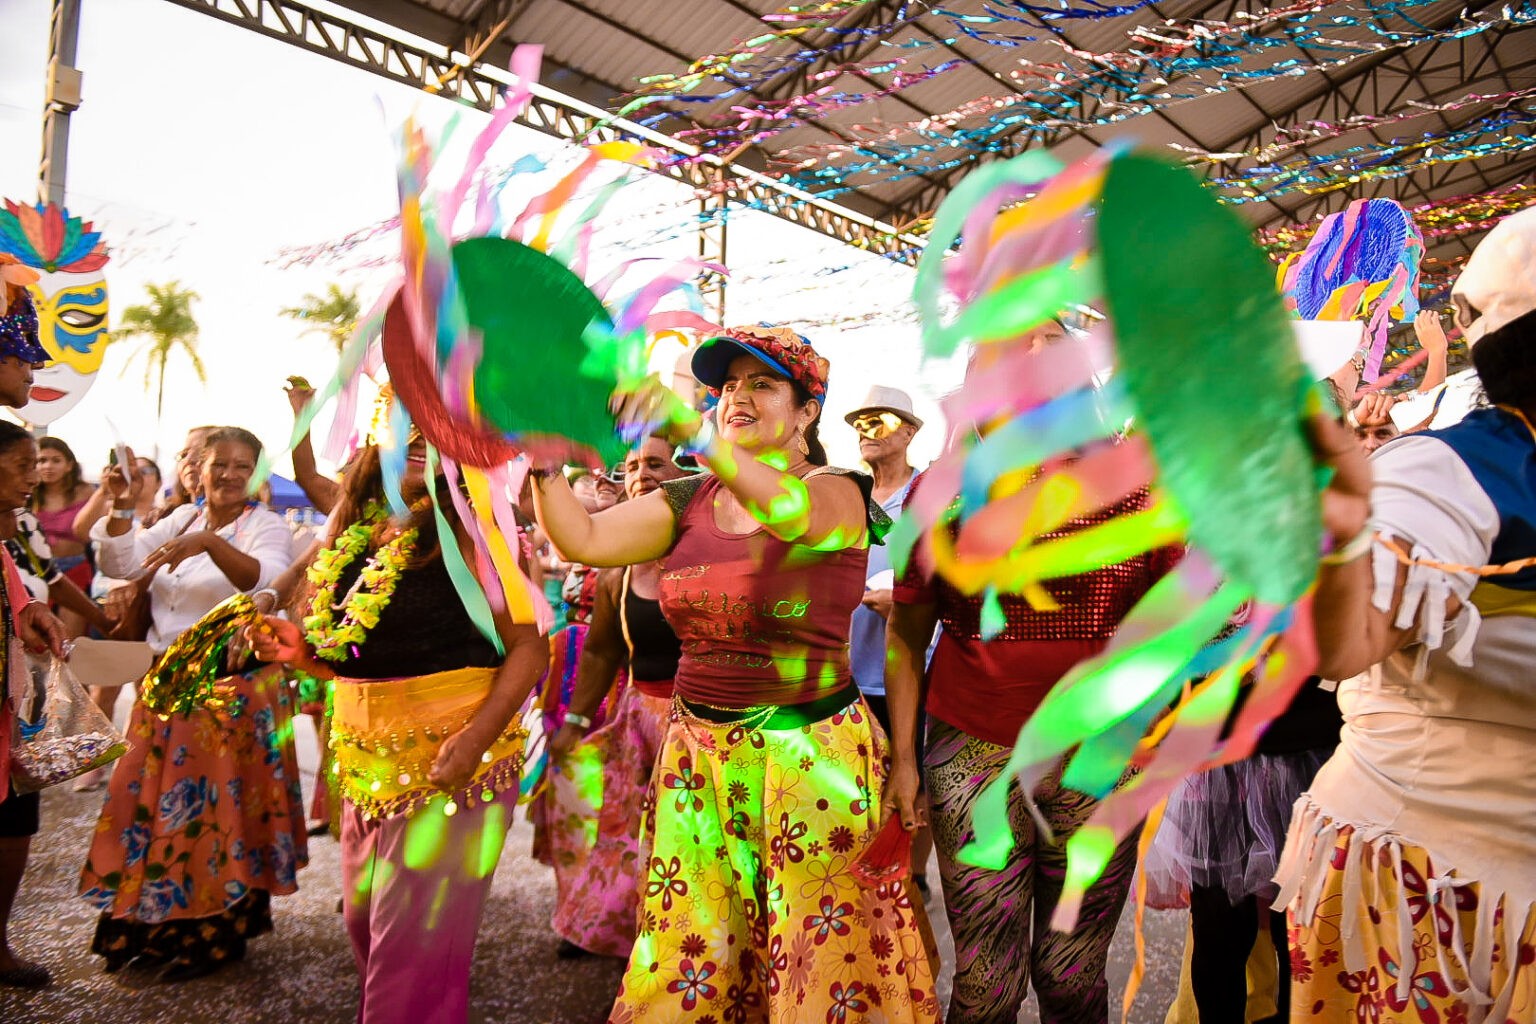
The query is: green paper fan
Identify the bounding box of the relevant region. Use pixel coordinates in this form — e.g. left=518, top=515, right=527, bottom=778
left=454, top=237, right=625, bottom=467
left=1098, top=153, right=1319, bottom=604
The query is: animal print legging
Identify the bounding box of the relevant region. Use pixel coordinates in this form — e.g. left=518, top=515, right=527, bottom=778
left=925, top=718, right=1140, bottom=1024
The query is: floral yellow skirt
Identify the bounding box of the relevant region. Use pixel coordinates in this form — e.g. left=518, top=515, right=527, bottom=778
left=607, top=694, right=939, bottom=1024
left=1277, top=798, right=1536, bottom=1024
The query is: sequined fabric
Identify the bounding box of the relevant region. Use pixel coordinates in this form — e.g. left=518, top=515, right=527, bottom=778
left=330, top=667, right=527, bottom=820
left=925, top=490, right=1166, bottom=642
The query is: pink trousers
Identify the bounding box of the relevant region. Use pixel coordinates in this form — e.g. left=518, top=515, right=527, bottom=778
left=341, top=789, right=516, bottom=1024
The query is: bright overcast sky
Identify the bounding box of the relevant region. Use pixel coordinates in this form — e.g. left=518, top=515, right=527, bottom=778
left=0, top=0, right=963, bottom=480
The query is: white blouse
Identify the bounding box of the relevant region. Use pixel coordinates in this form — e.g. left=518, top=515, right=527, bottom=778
left=91, top=503, right=296, bottom=654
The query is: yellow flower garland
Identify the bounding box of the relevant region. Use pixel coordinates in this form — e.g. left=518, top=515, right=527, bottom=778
left=304, top=503, right=419, bottom=662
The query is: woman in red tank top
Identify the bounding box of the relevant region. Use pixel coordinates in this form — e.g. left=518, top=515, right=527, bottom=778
left=533, top=326, right=938, bottom=1024
left=883, top=324, right=1175, bottom=1024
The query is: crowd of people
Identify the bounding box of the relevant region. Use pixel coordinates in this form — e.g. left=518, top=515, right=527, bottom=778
left=0, top=205, right=1531, bottom=1024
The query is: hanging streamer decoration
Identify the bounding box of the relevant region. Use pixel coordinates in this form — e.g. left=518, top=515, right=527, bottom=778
left=1257, top=183, right=1536, bottom=259
left=1173, top=85, right=1536, bottom=168
left=622, top=0, right=1531, bottom=206
left=1211, top=100, right=1536, bottom=204
left=266, top=4, right=1532, bottom=280
left=897, top=146, right=1322, bottom=930
left=1278, top=197, right=1424, bottom=381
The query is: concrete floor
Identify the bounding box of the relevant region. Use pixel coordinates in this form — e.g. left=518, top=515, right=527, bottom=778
left=4, top=713, right=1190, bottom=1024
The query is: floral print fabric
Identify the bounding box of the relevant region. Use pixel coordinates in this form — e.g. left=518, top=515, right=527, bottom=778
left=1286, top=814, right=1536, bottom=1024
left=79, top=667, right=308, bottom=926
left=552, top=687, right=671, bottom=958
left=531, top=624, right=601, bottom=869
left=607, top=697, right=938, bottom=1024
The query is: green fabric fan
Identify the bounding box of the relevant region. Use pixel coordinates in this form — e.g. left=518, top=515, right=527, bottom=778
left=454, top=236, right=625, bottom=467
left=1098, top=153, right=1320, bottom=605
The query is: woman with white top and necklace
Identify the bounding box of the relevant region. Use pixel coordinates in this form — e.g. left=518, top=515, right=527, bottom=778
left=78, top=426, right=305, bottom=983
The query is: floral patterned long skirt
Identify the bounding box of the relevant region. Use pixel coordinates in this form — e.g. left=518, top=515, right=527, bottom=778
left=607, top=695, right=939, bottom=1024
left=79, top=666, right=308, bottom=971
left=552, top=686, right=671, bottom=957
left=529, top=623, right=623, bottom=873
left=1277, top=798, right=1536, bottom=1024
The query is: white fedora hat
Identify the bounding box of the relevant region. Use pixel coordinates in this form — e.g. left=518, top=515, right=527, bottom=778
left=845, top=385, right=923, bottom=430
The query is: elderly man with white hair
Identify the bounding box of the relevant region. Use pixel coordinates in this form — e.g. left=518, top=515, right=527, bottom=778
left=844, top=386, right=932, bottom=896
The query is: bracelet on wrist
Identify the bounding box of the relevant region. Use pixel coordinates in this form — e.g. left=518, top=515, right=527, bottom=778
left=563, top=711, right=593, bottom=730
left=109, top=507, right=135, bottom=520
left=1321, top=525, right=1375, bottom=567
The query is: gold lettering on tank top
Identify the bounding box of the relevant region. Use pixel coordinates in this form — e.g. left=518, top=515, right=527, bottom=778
left=663, top=562, right=817, bottom=668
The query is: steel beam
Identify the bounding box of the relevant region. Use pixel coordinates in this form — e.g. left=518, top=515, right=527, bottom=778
left=866, top=3, right=1528, bottom=229
left=38, top=0, right=83, bottom=207
left=1205, top=28, right=1525, bottom=172
left=864, top=0, right=1245, bottom=225
left=160, top=0, right=926, bottom=264
left=696, top=188, right=728, bottom=323
left=430, top=0, right=534, bottom=94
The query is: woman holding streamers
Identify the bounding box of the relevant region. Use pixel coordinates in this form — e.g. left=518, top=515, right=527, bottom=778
left=248, top=424, right=548, bottom=1024
left=883, top=321, right=1176, bottom=1024
left=534, top=326, right=938, bottom=1024
left=546, top=435, right=690, bottom=960
left=80, top=427, right=304, bottom=982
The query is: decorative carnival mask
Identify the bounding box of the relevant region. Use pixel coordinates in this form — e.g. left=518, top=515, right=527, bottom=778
left=0, top=200, right=112, bottom=423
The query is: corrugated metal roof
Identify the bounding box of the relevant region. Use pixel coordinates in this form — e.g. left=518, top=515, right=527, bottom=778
left=354, top=0, right=1536, bottom=257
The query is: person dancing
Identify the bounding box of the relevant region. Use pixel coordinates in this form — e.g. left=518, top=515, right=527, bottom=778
left=0, top=268, right=70, bottom=990
left=80, top=427, right=305, bottom=982
left=534, top=325, right=938, bottom=1024
left=883, top=321, right=1176, bottom=1024
left=527, top=464, right=621, bottom=886
left=1277, top=208, right=1536, bottom=1022
left=546, top=435, right=690, bottom=959
left=249, top=428, right=547, bottom=1024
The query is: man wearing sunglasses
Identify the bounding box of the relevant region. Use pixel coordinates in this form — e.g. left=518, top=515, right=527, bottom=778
left=847, top=386, right=922, bottom=620
left=845, top=386, right=933, bottom=895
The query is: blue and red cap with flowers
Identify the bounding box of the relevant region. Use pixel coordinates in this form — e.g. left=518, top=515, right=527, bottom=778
left=691, top=324, right=829, bottom=401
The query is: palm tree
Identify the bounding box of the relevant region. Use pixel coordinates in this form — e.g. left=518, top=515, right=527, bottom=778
left=110, top=280, right=206, bottom=424
left=281, top=283, right=360, bottom=354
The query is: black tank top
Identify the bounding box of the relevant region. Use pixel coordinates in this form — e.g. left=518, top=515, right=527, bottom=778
left=324, top=551, right=500, bottom=680
left=620, top=568, right=682, bottom=683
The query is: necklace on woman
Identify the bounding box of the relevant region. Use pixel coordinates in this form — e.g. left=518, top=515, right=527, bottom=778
left=201, top=500, right=257, bottom=536
left=303, top=501, right=418, bottom=662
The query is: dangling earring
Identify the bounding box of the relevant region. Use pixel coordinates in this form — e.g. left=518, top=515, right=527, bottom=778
left=797, top=430, right=810, bottom=456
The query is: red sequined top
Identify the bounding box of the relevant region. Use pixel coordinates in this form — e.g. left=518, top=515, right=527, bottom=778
left=659, top=474, right=869, bottom=708
left=895, top=478, right=1179, bottom=746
